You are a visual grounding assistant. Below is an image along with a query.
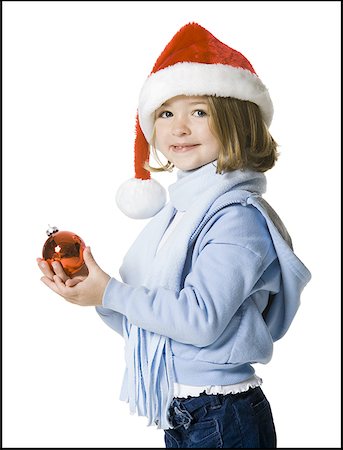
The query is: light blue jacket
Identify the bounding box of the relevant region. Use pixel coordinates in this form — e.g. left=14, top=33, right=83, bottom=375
left=96, top=164, right=311, bottom=427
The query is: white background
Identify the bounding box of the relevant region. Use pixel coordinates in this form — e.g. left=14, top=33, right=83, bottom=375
left=2, top=1, right=341, bottom=448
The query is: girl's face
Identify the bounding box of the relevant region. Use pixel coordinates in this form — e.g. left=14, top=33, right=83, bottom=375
left=154, top=95, right=220, bottom=171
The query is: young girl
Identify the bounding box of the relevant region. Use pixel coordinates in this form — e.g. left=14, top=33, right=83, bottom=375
left=37, top=22, right=311, bottom=448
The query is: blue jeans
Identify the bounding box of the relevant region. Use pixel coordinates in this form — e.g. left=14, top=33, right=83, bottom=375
left=164, top=387, right=276, bottom=448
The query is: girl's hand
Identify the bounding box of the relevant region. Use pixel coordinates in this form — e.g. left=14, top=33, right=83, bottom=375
left=37, top=247, right=111, bottom=306
left=37, top=257, right=89, bottom=287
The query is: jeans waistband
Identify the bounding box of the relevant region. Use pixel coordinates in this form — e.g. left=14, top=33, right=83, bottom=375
left=178, top=386, right=262, bottom=412
left=177, top=391, right=225, bottom=413
left=168, top=387, right=261, bottom=430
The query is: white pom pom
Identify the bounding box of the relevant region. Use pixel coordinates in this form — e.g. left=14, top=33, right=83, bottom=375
left=115, top=178, right=167, bottom=219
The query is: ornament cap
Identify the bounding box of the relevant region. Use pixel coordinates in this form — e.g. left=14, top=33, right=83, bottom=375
left=46, top=225, right=59, bottom=236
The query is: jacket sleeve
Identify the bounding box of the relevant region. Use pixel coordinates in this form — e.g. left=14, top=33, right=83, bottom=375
left=95, top=305, right=124, bottom=337
left=101, top=205, right=274, bottom=346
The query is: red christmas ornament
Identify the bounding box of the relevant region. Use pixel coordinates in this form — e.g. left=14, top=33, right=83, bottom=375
left=42, top=225, right=86, bottom=277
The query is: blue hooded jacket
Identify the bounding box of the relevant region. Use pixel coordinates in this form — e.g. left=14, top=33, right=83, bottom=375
left=96, top=163, right=311, bottom=428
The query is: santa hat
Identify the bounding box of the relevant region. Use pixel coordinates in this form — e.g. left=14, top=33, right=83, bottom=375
left=116, top=22, right=273, bottom=219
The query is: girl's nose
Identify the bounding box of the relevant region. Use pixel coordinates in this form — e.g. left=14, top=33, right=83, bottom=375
left=171, top=117, right=191, bottom=136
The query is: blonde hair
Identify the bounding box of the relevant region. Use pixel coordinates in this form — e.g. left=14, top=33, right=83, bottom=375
left=145, top=95, right=279, bottom=174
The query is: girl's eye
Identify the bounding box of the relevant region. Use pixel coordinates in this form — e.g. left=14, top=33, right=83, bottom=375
left=159, top=111, right=173, bottom=118
left=193, top=109, right=207, bottom=117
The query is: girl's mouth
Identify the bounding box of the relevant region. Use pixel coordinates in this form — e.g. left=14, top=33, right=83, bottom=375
left=171, top=144, right=200, bottom=153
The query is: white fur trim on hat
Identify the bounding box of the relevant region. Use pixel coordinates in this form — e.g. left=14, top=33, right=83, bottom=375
left=138, top=62, right=273, bottom=142
left=116, top=178, right=167, bottom=219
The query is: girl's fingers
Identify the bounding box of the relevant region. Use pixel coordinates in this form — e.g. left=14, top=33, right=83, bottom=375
left=65, top=276, right=84, bottom=287
left=37, top=258, right=70, bottom=283
left=51, top=261, right=70, bottom=283
left=37, top=258, right=55, bottom=280
left=40, top=276, right=61, bottom=295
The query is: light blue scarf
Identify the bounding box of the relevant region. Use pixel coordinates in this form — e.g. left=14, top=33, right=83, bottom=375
left=118, top=162, right=267, bottom=429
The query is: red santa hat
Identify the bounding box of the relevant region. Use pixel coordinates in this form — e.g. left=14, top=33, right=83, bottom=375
left=116, top=22, right=273, bottom=219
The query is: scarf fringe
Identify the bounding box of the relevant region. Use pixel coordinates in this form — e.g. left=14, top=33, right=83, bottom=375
left=120, top=326, right=175, bottom=429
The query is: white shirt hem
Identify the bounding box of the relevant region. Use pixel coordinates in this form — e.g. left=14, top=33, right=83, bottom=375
left=173, top=374, right=263, bottom=398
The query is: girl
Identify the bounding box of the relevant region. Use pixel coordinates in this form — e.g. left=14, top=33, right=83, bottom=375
left=37, top=23, right=311, bottom=448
